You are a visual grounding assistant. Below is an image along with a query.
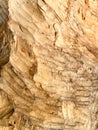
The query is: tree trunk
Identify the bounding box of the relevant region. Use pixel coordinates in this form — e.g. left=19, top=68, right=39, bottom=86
left=0, top=0, right=98, bottom=130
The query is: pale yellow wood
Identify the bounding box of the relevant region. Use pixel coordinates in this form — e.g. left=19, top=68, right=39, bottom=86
left=0, top=0, right=98, bottom=129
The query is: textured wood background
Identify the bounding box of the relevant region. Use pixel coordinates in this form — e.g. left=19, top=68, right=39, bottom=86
left=0, top=0, right=98, bottom=130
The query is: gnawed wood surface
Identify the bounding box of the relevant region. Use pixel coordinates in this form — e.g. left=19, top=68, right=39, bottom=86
left=0, top=0, right=98, bottom=130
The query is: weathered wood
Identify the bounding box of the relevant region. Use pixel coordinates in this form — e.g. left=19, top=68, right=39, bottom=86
left=0, top=0, right=98, bottom=130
